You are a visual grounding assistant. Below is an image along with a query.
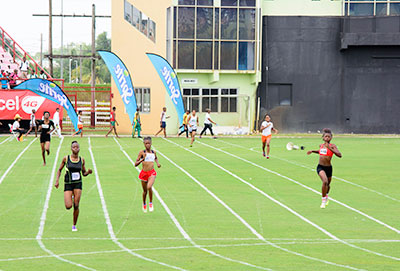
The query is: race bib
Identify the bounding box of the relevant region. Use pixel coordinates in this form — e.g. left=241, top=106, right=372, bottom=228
left=320, top=148, right=327, bottom=155
left=42, top=124, right=49, bottom=129
left=71, top=172, right=80, bottom=181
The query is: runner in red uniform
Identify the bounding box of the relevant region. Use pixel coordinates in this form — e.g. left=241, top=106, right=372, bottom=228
left=307, top=128, right=342, bottom=208
left=135, top=137, right=161, bottom=213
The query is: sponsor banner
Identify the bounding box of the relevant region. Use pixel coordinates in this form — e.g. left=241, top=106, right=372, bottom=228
left=146, top=53, right=185, bottom=126
left=98, top=50, right=137, bottom=123
left=14, top=79, right=78, bottom=131
left=0, top=90, right=62, bottom=121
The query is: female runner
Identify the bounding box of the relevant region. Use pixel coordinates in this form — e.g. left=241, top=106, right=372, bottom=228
left=187, top=110, right=199, bottom=147
left=260, top=114, right=278, bottom=159
left=38, top=111, right=55, bottom=166
left=55, top=141, right=92, bottom=231
left=307, top=128, right=342, bottom=208
left=135, top=137, right=161, bottom=213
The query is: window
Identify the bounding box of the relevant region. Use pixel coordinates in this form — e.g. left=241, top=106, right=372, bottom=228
left=344, top=0, right=400, bottom=16
left=124, top=0, right=156, bottom=42
left=171, top=1, right=258, bottom=71
left=183, top=88, right=237, bottom=113
left=135, top=88, right=151, bottom=113
left=268, top=84, right=292, bottom=107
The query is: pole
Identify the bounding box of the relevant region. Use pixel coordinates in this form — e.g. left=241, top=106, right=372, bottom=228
left=48, top=0, right=53, bottom=77
left=69, top=58, right=71, bottom=83
left=79, top=44, right=82, bottom=83
left=90, top=3, right=96, bottom=127
left=40, top=33, right=43, bottom=67
left=60, top=0, right=64, bottom=79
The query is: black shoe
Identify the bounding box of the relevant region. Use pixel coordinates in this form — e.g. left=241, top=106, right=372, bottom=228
left=138, top=136, right=142, bottom=138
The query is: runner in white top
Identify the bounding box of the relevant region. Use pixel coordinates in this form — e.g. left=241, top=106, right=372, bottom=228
left=260, top=114, right=278, bottom=159
left=187, top=110, right=199, bottom=147
left=26, top=109, right=38, bottom=137
left=52, top=108, right=62, bottom=138
left=200, top=108, right=217, bottom=139
left=155, top=107, right=170, bottom=138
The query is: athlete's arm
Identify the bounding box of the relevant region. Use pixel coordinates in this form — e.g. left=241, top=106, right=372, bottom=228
left=260, top=123, right=271, bottom=131
left=48, top=121, right=55, bottom=134
left=209, top=118, right=216, bottom=125
left=55, top=156, right=67, bottom=189
left=154, top=151, right=161, bottom=168
left=272, top=127, right=278, bottom=134
left=81, top=158, right=93, bottom=176
left=135, top=151, right=145, bottom=167
left=307, top=150, right=319, bottom=155
left=328, top=144, right=342, bottom=158
left=187, top=116, right=192, bottom=127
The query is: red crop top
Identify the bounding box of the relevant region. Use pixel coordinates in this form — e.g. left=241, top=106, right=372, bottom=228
left=319, top=144, right=334, bottom=157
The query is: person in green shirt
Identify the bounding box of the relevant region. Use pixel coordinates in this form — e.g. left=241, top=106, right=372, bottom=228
left=132, top=108, right=142, bottom=138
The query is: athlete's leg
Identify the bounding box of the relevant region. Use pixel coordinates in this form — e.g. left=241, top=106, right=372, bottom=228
left=45, top=141, right=50, bottom=155
left=318, top=170, right=329, bottom=197
left=190, top=131, right=196, bottom=146
left=64, top=191, right=73, bottom=209
left=105, top=124, right=113, bottom=137
left=80, top=128, right=83, bottom=138
left=72, top=189, right=82, bottom=226
left=327, top=177, right=332, bottom=194
left=163, top=128, right=167, bottom=138
left=34, top=126, right=37, bottom=137
left=113, top=126, right=119, bottom=138
left=137, top=124, right=141, bottom=137
left=41, top=142, right=46, bottom=165
left=262, top=139, right=266, bottom=155
left=155, top=127, right=163, bottom=136
left=147, top=176, right=155, bottom=203
left=266, top=136, right=271, bottom=156
left=141, top=180, right=148, bottom=204
left=185, top=126, right=188, bottom=138
left=26, top=125, right=33, bottom=136
left=208, top=124, right=214, bottom=136
left=200, top=125, right=207, bottom=136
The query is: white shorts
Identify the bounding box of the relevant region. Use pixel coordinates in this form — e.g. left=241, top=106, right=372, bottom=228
left=30, top=121, right=36, bottom=127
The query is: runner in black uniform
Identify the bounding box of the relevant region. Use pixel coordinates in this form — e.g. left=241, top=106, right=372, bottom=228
left=55, top=141, right=92, bottom=231
left=38, top=111, right=55, bottom=166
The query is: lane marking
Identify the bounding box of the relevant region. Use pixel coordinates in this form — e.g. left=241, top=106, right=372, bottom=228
left=220, top=139, right=400, bottom=203
left=36, top=138, right=95, bottom=270
left=0, top=138, right=37, bottom=185
left=159, top=138, right=363, bottom=270
left=0, top=137, right=11, bottom=145
left=187, top=139, right=400, bottom=260
left=199, top=140, right=400, bottom=235
left=88, top=137, right=186, bottom=271
left=114, top=138, right=271, bottom=270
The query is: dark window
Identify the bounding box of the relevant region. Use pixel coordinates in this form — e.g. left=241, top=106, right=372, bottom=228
left=349, top=3, right=373, bottom=16
left=221, top=0, right=238, bottom=6
left=178, top=0, right=195, bottom=5
left=214, top=8, right=220, bottom=39
left=279, top=84, right=292, bottom=106
left=197, top=8, right=213, bottom=39
left=239, top=9, right=255, bottom=40
left=134, top=88, right=151, bottom=112
left=198, top=0, right=213, bottom=6
left=214, top=42, right=219, bottom=69
left=196, top=41, right=212, bottom=69
left=221, top=8, right=237, bottom=39
left=220, top=41, right=237, bottom=70
left=391, top=3, right=400, bottom=15
left=178, top=7, right=195, bottom=38
left=178, top=41, right=194, bottom=69
left=239, top=0, right=255, bottom=7
left=376, top=3, right=387, bottom=16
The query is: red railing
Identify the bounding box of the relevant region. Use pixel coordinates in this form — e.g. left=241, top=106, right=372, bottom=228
left=0, top=26, right=52, bottom=78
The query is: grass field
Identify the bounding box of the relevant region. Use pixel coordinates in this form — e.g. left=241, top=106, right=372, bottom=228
left=0, top=135, right=399, bottom=270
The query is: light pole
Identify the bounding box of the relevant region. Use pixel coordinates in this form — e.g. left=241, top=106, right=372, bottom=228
left=69, top=57, right=72, bottom=83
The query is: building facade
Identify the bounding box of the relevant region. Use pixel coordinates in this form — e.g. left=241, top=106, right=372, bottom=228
left=112, top=0, right=400, bottom=134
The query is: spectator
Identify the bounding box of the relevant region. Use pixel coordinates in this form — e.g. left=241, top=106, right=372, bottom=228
left=19, top=56, right=29, bottom=78
left=9, top=69, right=18, bottom=88
left=0, top=69, right=9, bottom=89
left=39, top=70, right=47, bottom=79
left=28, top=69, right=38, bottom=79
left=12, top=114, right=26, bottom=141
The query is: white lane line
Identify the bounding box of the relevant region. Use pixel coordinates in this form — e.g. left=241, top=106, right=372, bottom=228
left=220, top=139, right=400, bottom=203
left=186, top=140, right=400, bottom=261
left=159, top=139, right=363, bottom=271
left=0, top=137, right=11, bottom=145
left=36, top=138, right=95, bottom=270
left=199, top=140, right=400, bottom=235
left=88, top=138, right=186, bottom=271
left=0, top=138, right=37, bottom=185
left=113, top=138, right=271, bottom=271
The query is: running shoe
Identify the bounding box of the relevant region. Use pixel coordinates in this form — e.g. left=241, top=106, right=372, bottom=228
left=142, top=204, right=147, bottom=213
left=72, top=225, right=77, bottom=232
left=263, top=152, right=266, bottom=157
left=266, top=156, right=270, bottom=159
left=149, top=202, right=154, bottom=212
left=325, top=196, right=329, bottom=206
left=190, top=145, right=193, bottom=147
left=320, top=201, right=326, bottom=209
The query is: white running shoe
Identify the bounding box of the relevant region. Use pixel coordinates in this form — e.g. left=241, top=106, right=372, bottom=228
left=142, top=204, right=147, bottom=213
left=320, top=201, right=326, bottom=209
left=72, top=225, right=77, bottom=232
left=149, top=202, right=154, bottom=212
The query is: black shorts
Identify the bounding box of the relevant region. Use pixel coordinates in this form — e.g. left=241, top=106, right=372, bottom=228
left=40, top=133, right=51, bottom=143
left=160, top=121, right=166, bottom=128
left=64, top=182, right=82, bottom=191
left=317, top=164, right=333, bottom=178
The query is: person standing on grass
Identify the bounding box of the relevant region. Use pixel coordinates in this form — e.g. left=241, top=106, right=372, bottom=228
left=154, top=107, right=170, bottom=138
left=178, top=110, right=190, bottom=138
left=260, top=114, right=278, bottom=159
left=132, top=107, right=142, bottom=138
left=135, top=137, right=161, bottom=213
left=55, top=141, right=92, bottom=231
left=187, top=110, right=199, bottom=147
left=106, top=107, right=119, bottom=138
left=38, top=111, right=55, bottom=166
left=199, top=108, right=217, bottom=139
left=52, top=108, right=63, bottom=138
left=307, top=128, right=342, bottom=209
left=25, top=109, right=37, bottom=137
left=72, top=111, right=84, bottom=137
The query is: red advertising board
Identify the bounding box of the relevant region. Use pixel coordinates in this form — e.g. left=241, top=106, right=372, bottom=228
left=0, top=90, right=63, bottom=121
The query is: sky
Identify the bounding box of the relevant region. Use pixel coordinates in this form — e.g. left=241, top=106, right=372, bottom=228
left=0, top=0, right=111, bottom=55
